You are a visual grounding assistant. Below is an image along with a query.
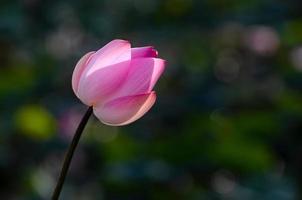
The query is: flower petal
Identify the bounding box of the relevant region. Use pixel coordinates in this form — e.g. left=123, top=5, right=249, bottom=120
left=112, top=58, right=165, bottom=98
left=86, top=39, right=131, bottom=75
left=131, top=46, right=158, bottom=58
left=93, top=92, right=156, bottom=126
left=77, top=60, right=131, bottom=106
left=71, top=51, right=95, bottom=94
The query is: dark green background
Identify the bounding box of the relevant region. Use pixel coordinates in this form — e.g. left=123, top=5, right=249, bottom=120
left=1, top=0, right=302, bottom=199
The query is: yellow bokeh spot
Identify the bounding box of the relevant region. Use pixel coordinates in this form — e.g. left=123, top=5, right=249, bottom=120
left=15, top=105, right=57, bottom=140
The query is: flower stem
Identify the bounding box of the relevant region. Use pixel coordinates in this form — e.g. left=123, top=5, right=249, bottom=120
left=52, top=106, right=93, bottom=200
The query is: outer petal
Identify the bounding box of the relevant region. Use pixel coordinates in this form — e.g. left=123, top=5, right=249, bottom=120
left=111, top=58, right=165, bottom=98
left=93, top=92, right=156, bottom=126
left=85, top=39, right=131, bottom=75
left=72, top=51, right=95, bottom=94
left=77, top=60, right=131, bottom=106
left=131, top=46, right=158, bottom=58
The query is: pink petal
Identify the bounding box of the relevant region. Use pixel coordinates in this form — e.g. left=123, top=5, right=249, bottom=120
left=85, top=39, right=131, bottom=75
left=71, top=51, right=95, bottom=94
left=77, top=60, right=131, bottom=106
left=112, top=58, right=165, bottom=98
left=131, top=46, right=158, bottom=58
left=93, top=92, right=156, bottom=126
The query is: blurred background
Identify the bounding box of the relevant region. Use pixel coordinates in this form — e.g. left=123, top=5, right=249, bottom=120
left=1, top=0, right=302, bottom=199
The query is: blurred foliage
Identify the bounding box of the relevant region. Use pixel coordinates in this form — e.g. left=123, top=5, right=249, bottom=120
left=15, top=105, right=56, bottom=140
left=1, top=0, right=302, bottom=199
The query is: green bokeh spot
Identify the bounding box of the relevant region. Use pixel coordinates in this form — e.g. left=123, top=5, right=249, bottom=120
left=15, top=105, right=56, bottom=140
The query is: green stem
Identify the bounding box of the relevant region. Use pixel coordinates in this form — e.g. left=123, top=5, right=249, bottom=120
left=52, top=106, right=93, bottom=200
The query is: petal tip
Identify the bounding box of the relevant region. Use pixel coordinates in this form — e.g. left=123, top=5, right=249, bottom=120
left=151, top=47, right=158, bottom=57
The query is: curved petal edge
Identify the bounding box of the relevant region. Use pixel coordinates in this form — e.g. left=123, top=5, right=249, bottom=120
left=72, top=51, right=95, bottom=94
left=86, top=39, right=131, bottom=75
left=93, top=92, right=156, bottom=126
left=110, top=58, right=166, bottom=98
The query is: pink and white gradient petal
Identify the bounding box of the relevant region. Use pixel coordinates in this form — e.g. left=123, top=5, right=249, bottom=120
left=131, top=47, right=158, bottom=58
left=85, top=39, right=131, bottom=75
left=71, top=51, right=95, bottom=95
left=93, top=92, right=156, bottom=126
left=111, top=58, right=165, bottom=98
left=77, top=60, right=131, bottom=106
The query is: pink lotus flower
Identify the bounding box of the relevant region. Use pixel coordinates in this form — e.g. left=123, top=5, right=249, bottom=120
left=72, top=39, right=165, bottom=126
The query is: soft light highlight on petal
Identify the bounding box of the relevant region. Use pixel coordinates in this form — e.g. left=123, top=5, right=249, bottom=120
left=71, top=51, right=95, bottom=94
left=77, top=60, right=131, bottom=106
left=93, top=92, right=156, bottom=126
left=86, top=39, right=131, bottom=75
left=112, top=58, right=165, bottom=98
